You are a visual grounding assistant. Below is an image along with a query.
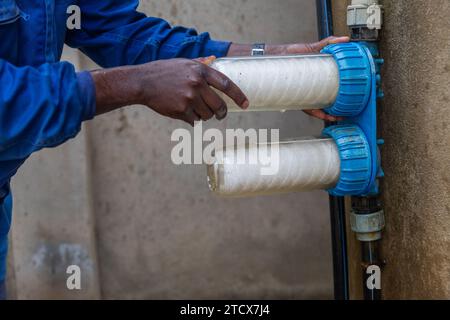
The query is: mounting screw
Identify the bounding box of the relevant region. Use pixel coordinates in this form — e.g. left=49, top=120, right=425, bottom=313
left=377, top=89, right=385, bottom=99
left=376, top=74, right=381, bottom=85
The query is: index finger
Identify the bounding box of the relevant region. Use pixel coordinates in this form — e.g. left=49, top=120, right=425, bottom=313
left=326, top=36, right=350, bottom=44
left=204, top=66, right=249, bottom=110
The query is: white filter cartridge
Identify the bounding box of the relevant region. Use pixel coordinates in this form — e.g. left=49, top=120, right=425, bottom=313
left=207, top=138, right=341, bottom=197
left=210, top=55, right=339, bottom=112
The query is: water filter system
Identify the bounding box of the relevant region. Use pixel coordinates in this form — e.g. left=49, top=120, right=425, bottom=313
left=207, top=42, right=383, bottom=197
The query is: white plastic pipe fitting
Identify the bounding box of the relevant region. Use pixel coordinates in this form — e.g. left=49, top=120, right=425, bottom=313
left=347, top=0, right=383, bottom=30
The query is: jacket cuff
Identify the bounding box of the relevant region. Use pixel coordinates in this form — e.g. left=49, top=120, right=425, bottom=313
left=201, top=40, right=232, bottom=58
left=76, top=71, right=97, bottom=121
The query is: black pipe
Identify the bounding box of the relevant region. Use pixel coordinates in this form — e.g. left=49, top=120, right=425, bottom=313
left=351, top=196, right=383, bottom=300
left=328, top=195, right=349, bottom=300
left=361, top=240, right=382, bottom=300
left=316, top=0, right=334, bottom=41
left=316, top=0, right=350, bottom=301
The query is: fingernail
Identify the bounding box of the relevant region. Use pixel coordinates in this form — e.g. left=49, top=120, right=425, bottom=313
left=241, top=100, right=250, bottom=109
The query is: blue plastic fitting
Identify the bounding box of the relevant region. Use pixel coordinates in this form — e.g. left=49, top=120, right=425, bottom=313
left=320, top=41, right=383, bottom=196
left=321, top=42, right=373, bottom=117
left=323, top=125, right=372, bottom=196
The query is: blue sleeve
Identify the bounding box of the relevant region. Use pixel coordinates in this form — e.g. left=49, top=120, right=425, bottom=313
left=0, top=190, right=12, bottom=282
left=0, top=59, right=96, bottom=161
left=65, top=0, right=231, bottom=68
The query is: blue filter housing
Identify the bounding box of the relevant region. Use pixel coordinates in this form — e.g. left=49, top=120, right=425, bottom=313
left=322, top=42, right=373, bottom=117
left=322, top=42, right=384, bottom=196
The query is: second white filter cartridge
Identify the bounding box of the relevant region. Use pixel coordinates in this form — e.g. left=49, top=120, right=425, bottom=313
left=207, top=138, right=341, bottom=197
left=210, top=55, right=340, bottom=112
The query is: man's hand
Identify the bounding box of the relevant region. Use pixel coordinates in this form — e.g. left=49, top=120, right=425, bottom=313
left=228, top=36, right=350, bottom=122
left=92, top=59, right=249, bottom=126
left=270, top=36, right=350, bottom=55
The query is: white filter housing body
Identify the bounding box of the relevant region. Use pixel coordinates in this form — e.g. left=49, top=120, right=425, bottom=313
left=210, top=55, right=340, bottom=112
left=207, top=138, right=341, bottom=197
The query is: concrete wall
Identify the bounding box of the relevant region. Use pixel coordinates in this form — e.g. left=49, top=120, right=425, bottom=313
left=379, top=0, right=450, bottom=299
left=8, top=0, right=334, bottom=299
left=332, top=0, right=450, bottom=299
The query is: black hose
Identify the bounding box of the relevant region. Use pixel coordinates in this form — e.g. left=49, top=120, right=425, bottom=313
left=316, top=0, right=350, bottom=301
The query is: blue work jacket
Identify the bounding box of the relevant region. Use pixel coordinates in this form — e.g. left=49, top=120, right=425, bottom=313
left=0, top=0, right=230, bottom=281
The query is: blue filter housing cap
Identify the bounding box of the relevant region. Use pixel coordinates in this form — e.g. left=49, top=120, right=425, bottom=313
left=323, top=124, right=372, bottom=196
left=321, top=42, right=373, bottom=117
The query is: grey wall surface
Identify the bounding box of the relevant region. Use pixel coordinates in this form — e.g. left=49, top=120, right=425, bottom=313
left=379, top=0, right=450, bottom=299
left=8, top=0, right=333, bottom=299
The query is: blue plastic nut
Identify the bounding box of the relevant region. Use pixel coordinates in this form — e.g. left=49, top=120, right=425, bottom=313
left=323, top=124, right=372, bottom=196
left=321, top=42, right=373, bottom=117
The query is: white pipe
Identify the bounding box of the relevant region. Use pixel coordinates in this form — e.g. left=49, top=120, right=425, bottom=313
left=210, top=55, right=339, bottom=112
left=207, top=138, right=341, bottom=197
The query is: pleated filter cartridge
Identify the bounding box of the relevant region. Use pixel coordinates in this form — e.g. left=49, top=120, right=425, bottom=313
left=206, top=55, right=343, bottom=196
left=207, top=138, right=341, bottom=197
left=205, top=43, right=377, bottom=197
left=210, top=54, right=340, bottom=112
